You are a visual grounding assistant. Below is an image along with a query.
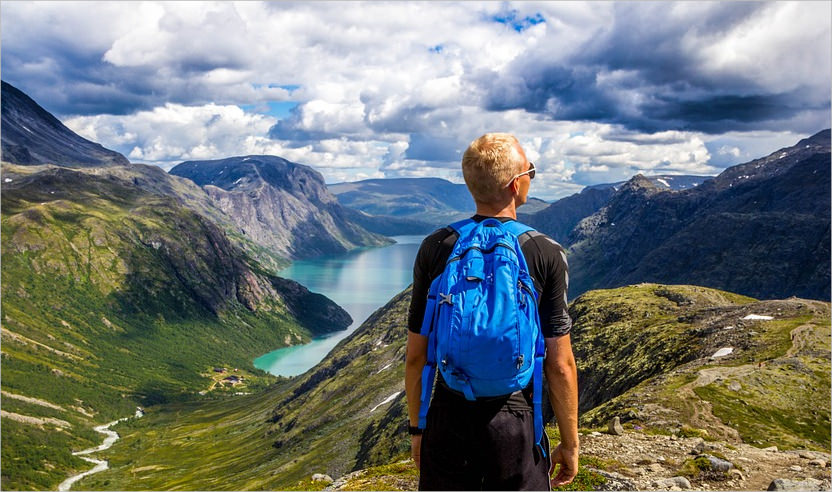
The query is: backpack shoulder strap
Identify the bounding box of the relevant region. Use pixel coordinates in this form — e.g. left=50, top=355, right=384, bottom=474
left=448, top=218, right=477, bottom=237
left=502, top=220, right=535, bottom=238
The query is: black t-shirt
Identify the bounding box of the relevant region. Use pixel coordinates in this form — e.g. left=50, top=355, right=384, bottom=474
left=407, top=215, right=572, bottom=338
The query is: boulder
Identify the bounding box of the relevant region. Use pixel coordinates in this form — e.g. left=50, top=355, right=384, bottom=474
left=585, top=468, right=637, bottom=491
left=311, top=473, right=333, bottom=483
left=651, top=476, right=692, bottom=490
left=703, top=455, right=734, bottom=472
left=767, top=478, right=826, bottom=491
left=608, top=416, right=625, bottom=436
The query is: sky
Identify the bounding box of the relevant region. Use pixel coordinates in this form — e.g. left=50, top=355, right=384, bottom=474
left=2, top=1, right=830, bottom=200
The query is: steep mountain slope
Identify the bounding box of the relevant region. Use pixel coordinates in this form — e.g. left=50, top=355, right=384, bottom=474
left=170, top=156, right=391, bottom=260
left=0, top=163, right=351, bottom=491
left=567, top=130, right=831, bottom=300
left=520, top=175, right=709, bottom=246
left=521, top=187, right=616, bottom=246
left=1, top=81, right=129, bottom=167
left=79, top=284, right=829, bottom=491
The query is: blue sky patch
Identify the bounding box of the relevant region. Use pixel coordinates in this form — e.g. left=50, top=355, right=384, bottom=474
left=492, top=9, right=545, bottom=32
left=239, top=101, right=298, bottom=119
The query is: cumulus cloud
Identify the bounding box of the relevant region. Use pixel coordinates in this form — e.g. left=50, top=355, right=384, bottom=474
left=484, top=2, right=831, bottom=135
left=3, top=1, right=830, bottom=200
left=65, top=103, right=276, bottom=168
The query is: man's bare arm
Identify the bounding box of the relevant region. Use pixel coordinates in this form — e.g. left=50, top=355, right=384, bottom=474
left=405, top=331, right=428, bottom=469
left=545, top=334, right=579, bottom=486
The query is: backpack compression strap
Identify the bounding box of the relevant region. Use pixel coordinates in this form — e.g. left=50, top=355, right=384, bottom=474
left=417, top=270, right=444, bottom=429
left=533, top=331, right=546, bottom=457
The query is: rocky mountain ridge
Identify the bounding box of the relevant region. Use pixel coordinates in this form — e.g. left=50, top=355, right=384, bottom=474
left=170, top=156, right=392, bottom=260
left=1, top=81, right=129, bottom=167
left=566, top=130, right=831, bottom=301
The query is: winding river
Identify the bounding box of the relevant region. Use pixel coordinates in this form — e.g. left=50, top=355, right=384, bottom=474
left=57, top=409, right=143, bottom=491
left=254, top=235, right=423, bottom=377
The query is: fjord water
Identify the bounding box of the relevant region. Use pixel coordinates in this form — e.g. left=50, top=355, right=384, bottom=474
left=254, top=235, right=424, bottom=377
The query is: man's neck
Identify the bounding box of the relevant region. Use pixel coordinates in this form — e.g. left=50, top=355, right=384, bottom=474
left=475, top=201, right=517, bottom=219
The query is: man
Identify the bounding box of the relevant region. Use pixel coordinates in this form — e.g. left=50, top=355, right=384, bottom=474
left=405, top=133, right=579, bottom=490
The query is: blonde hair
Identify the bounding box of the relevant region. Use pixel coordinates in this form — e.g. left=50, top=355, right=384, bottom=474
left=461, top=133, right=525, bottom=204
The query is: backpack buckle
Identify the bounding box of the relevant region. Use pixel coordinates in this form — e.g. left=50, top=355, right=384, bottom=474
left=516, top=355, right=525, bottom=369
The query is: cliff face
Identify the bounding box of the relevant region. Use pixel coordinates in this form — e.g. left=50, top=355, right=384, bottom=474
left=170, top=156, right=392, bottom=260
left=521, top=187, right=616, bottom=246
left=567, top=130, right=831, bottom=301
left=1, top=81, right=129, bottom=167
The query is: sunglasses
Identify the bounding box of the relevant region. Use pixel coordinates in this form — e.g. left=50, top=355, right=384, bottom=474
left=504, top=162, right=536, bottom=188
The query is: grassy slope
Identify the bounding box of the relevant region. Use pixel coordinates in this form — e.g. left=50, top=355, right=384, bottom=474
left=78, top=288, right=412, bottom=491
left=575, top=285, right=830, bottom=451
left=77, top=284, right=829, bottom=491
left=0, top=164, right=343, bottom=490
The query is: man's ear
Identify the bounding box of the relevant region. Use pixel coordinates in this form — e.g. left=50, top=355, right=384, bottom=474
left=508, top=177, right=520, bottom=195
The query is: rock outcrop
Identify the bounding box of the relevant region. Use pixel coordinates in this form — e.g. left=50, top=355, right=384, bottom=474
left=170, top=156, right=391, bottom=260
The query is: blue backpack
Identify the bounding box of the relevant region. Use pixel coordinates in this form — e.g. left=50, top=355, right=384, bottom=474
left=417, top=217, right=546, bottom=455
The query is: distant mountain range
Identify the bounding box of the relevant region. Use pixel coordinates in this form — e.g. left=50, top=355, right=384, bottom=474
left=170, top=156, right=391, bottom=260
left=329, top=177, right=549, bottom=234
left=565, top=130, right=830, bottom=301
left=521, top=175, right=710, bottom=246
left=585, top=174, right=712, bottom=192
left=1, top=81, right=129, bottom=167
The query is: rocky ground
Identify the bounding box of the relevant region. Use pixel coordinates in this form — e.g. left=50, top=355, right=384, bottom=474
left=311, top=428, right=831, bottom=491
left=580, top=427, right=831, bottom=491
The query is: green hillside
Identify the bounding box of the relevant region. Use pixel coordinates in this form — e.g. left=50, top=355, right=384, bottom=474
left=0, top=163, right=350, bottom=490
left=74, top=284, right=830, bottom=490
left=76, top=288, right=412, bottom=491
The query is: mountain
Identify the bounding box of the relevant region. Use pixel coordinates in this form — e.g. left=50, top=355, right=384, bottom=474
left=73, top=283, right=829, bottom=491
left=571, top=285, right=830, bottom=453
left=329, top=177, right=474, bottom=218
left=169, top=156, right=392, bottom=260
left=585, top=174, right=712, bottom=192
left=521, top=187, right=617, bottom=246
left=566, top=130, right=831, bottom=301
left=1, top=81, right=129, bottom=167
left=0, top=162, right=353, bottom=491
left=329, top=177, right=549, bottom=234
left=520, top=175, right=711, bottom=247
left=0, top=87, right=355, bottom=490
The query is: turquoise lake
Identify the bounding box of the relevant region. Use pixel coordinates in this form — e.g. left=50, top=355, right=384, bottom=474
left=253, top=235, right=424, bottom=377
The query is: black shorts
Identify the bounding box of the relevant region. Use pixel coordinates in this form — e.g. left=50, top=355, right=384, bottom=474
left=419, top=383, right=551, bottom=491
